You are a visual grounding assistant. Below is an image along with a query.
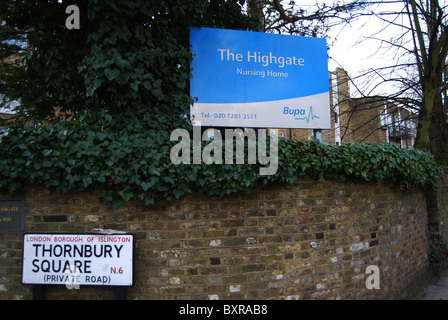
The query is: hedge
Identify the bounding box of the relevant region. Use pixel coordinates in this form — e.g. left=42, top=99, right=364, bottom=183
left=0, top=112, right=444, bottom=209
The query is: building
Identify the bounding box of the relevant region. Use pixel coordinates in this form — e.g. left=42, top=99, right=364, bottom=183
left=270, top=68, right=417, bottom=149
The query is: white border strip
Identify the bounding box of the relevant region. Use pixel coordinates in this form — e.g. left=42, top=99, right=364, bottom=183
left=191, top=92, right=331, bottom=129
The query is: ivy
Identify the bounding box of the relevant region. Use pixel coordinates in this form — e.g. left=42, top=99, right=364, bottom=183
left=429, top=235, right=448, bottom=274
left=1, top=0, right=256, bottom=126
left=0, top=113, right=444, bottom=209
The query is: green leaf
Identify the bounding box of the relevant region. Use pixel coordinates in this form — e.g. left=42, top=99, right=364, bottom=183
left=104, top=68, right=120, bottom=81
left=96, top=132, right=107, bottom=141
left=300, top=162, right=310, bottom=172
left=142, top=81, right=152, bottom=90
left=119, top=190, right=133, bottom=202
left=117, top=59, right=131, bottom=69
left=116, top=73, right=130, bottom=85
left=34, top=161, right=42, bottom=170
left=87, top=79, right=103, bottom=96
left=83, top=177, right=93, bottom=188
left=42, top=158, right=54, bottom=168
left=42, top=149, right=53, bottom=156
left=173, top=189, right=184, bottom=199
left=130, top=81, right=139, bottom=92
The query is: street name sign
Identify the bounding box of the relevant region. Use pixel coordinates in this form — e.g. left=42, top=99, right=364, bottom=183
left=22, top=233, right=134, bottom=287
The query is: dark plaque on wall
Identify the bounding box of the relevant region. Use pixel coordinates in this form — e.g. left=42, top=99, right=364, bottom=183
left=0, top=198, right=25, bottom=232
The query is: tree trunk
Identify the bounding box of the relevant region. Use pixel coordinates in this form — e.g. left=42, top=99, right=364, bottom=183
left=247, top=0, right=265, bottom=31
left=429, top=93, right=448, bottom=165
left=414, top=83, right=436, bottom=152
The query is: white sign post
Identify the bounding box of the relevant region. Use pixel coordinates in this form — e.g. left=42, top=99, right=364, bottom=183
left=22, top=233, right=134, bottom=287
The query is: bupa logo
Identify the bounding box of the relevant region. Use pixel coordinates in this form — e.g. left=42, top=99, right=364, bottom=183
left=283, top=106, right=306, bottom=117
left=283, top=106, right=319, bottom=123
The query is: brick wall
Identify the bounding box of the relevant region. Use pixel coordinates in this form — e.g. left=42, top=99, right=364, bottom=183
left=0, top=178, right=430, bottom=300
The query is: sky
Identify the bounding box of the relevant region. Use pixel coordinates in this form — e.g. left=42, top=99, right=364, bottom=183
left=289, top=1, right=377, bottom=70
left=322, top=1, right=410, bottom=97
left=268, top=0, right=410, bottom=98
left=326, top=13, right=387, bottom=96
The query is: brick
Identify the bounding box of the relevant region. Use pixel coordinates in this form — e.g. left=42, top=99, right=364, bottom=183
left=43, top=215, right=67, bottom=222
left=242, top=264, right=265, bottom=273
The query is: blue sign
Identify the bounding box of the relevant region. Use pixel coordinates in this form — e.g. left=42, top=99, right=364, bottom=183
left=190, top=27, right=331, bottom=129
